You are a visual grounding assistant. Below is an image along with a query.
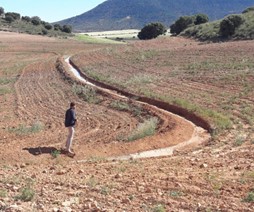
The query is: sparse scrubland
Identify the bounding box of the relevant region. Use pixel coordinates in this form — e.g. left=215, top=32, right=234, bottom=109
left=0, top=25, right=253, bottom=212
left=181, top=7, right=254, bottom=41
left=0, top=9, right=72, bottom=37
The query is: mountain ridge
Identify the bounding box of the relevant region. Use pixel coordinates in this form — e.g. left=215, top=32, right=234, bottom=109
left=56, top=0, right=254, bottom=32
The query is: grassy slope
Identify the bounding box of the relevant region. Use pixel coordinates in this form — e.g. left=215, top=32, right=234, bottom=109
left=74, top=34, right=124, bottom=44
left=0, top=18, right=71, bottom=37
left=181, top=10, right=254, bottom=41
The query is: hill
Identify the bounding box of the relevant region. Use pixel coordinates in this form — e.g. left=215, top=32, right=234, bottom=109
left=181, top=7, right=254, bottom=41
left=56, top=0, right=254, bottom=32
left=0, top=11, right=72, bottom=37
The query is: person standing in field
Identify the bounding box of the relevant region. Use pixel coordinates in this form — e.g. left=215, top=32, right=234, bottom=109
left=64, top=102, right=77, bottom=156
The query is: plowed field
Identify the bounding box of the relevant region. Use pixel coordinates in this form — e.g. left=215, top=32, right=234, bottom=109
left=0, top=32, right=199, bottom=164
left=0, top=32, right=253, bottom=211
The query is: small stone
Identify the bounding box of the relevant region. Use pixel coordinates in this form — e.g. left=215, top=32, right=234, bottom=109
left=137, top=186, right=145, bottom=192
left=122, top=198, right=131, bottom=204
left=91, top=201, right=98, bottom=208
left=200, top=163, right=208, bottom=168
left=11, top=185, right=19, bottom=191
left=145, top=188, right=152, bottom=193
left=57, top=170, right=67, bottom=175
left=62, top=207, right=72, bottom=212
left=78, top=169, right=84, bottom=174
left=115, top=173, right=122, bottom=179
left=0, top=200, right=6, bottom=207
left=55, top=186, right=62, bottom=191
left=20, top=163, right=26, bottom=168
left=7, top=204, right=23, bottom=210
left=157, top=189, right=163, bottom=196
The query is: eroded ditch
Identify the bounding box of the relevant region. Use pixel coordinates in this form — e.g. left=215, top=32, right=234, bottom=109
left=61, top=56, right=211, bottom=160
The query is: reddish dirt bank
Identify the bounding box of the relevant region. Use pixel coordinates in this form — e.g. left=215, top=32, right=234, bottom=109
left=69, top=58, right=212, bottom=133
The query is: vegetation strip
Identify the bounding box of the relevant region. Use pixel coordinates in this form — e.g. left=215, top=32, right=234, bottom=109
left=68, top=58, right=212, bottom=133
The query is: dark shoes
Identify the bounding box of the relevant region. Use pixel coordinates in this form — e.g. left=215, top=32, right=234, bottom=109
left=60, top=148, right=75, bottom=158
left=66, top=151, right=75, bottom=158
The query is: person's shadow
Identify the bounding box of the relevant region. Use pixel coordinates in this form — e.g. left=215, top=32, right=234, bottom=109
left=23, top=147, right=60, bottom=156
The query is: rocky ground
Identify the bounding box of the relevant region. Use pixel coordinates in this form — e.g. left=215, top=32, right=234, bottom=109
left=0, top=32, right=253, bottom=211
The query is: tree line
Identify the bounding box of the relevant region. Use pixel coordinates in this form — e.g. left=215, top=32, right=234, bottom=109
left=0, top=7, right=72, bottom=34
left=138, top=9, right=248, bottom=40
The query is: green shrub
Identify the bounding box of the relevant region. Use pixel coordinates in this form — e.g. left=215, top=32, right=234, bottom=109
left=54, top=24, right=62, bottom=31
left=152, top=204, right=166, bottom=212
left=62, top=25, right=72, bottom=33
left=9, top=121, right=44, bottom=135
left=110, top=100, right=131, bottom=111
left=72, top=84, right=101, bottom=104
left=31, top=16, right=41, bottom=25
left=0, top=189, right=7, bottom=198
left=170, top=16, right=195, bottom=35
left=242, top=7, right=254, bottom=14
left=5, top=15, right=15, bottom=23
left=44, top=23, right=52, bottom=30
left=42, top=29, right=48, bottom=35
left=128, top=117, right=158, bottom=141
left=0, top=7, right=4, bottom=16
left=220, top=15, right=244, bottom=37
left=51, top=150, right=61, bottom=159
left=243, top=192, right=254, bottom=202
left=138, top=22, right=167, bottom=40
left=15, top=187, right=35, bottom=202
left=5, top=12, right=20, bottom=20
left=21, top=16, right=31, bottom=22
left=195, top=14, right=209, bottom=25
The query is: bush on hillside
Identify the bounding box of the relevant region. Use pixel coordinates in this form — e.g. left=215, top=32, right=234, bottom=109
left=5, top=15, right=15, bottom=23
left=195, top=14, right=209, bottom=25
left=22, top=16, right=31, bottom=22
left=138, top=22, right=167, bottom=40
left=0, top=7, right=4, bottom=16
left=31, top=16, right=41, bottom=25
left=62, top=25, right=72, bottom=33
left=42, top=29, right=48, bottom=35
left=242, top=7, right=254, bottom=14
left=5, top=12, right=20, bottom=20
left=54, top=24, right=62, bottom=31
left=219, top=15, right=244, bottom=37
left=170, top=16, right=195, bottom=35
left=44, top=23, right=53, bottom=30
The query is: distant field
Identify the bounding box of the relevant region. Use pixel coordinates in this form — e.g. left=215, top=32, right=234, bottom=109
left=83, top=29, right=171, bottom=41
left=85, top=29, right=140, bottom=38
left=74, top=34, right=124, bottom=44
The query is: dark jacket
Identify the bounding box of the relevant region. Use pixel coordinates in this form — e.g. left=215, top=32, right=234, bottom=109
left=65, top=108, right=76, bottom=127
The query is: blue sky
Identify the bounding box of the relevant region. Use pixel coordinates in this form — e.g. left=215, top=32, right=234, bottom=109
left=0, top=0, right=106, bottom=22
